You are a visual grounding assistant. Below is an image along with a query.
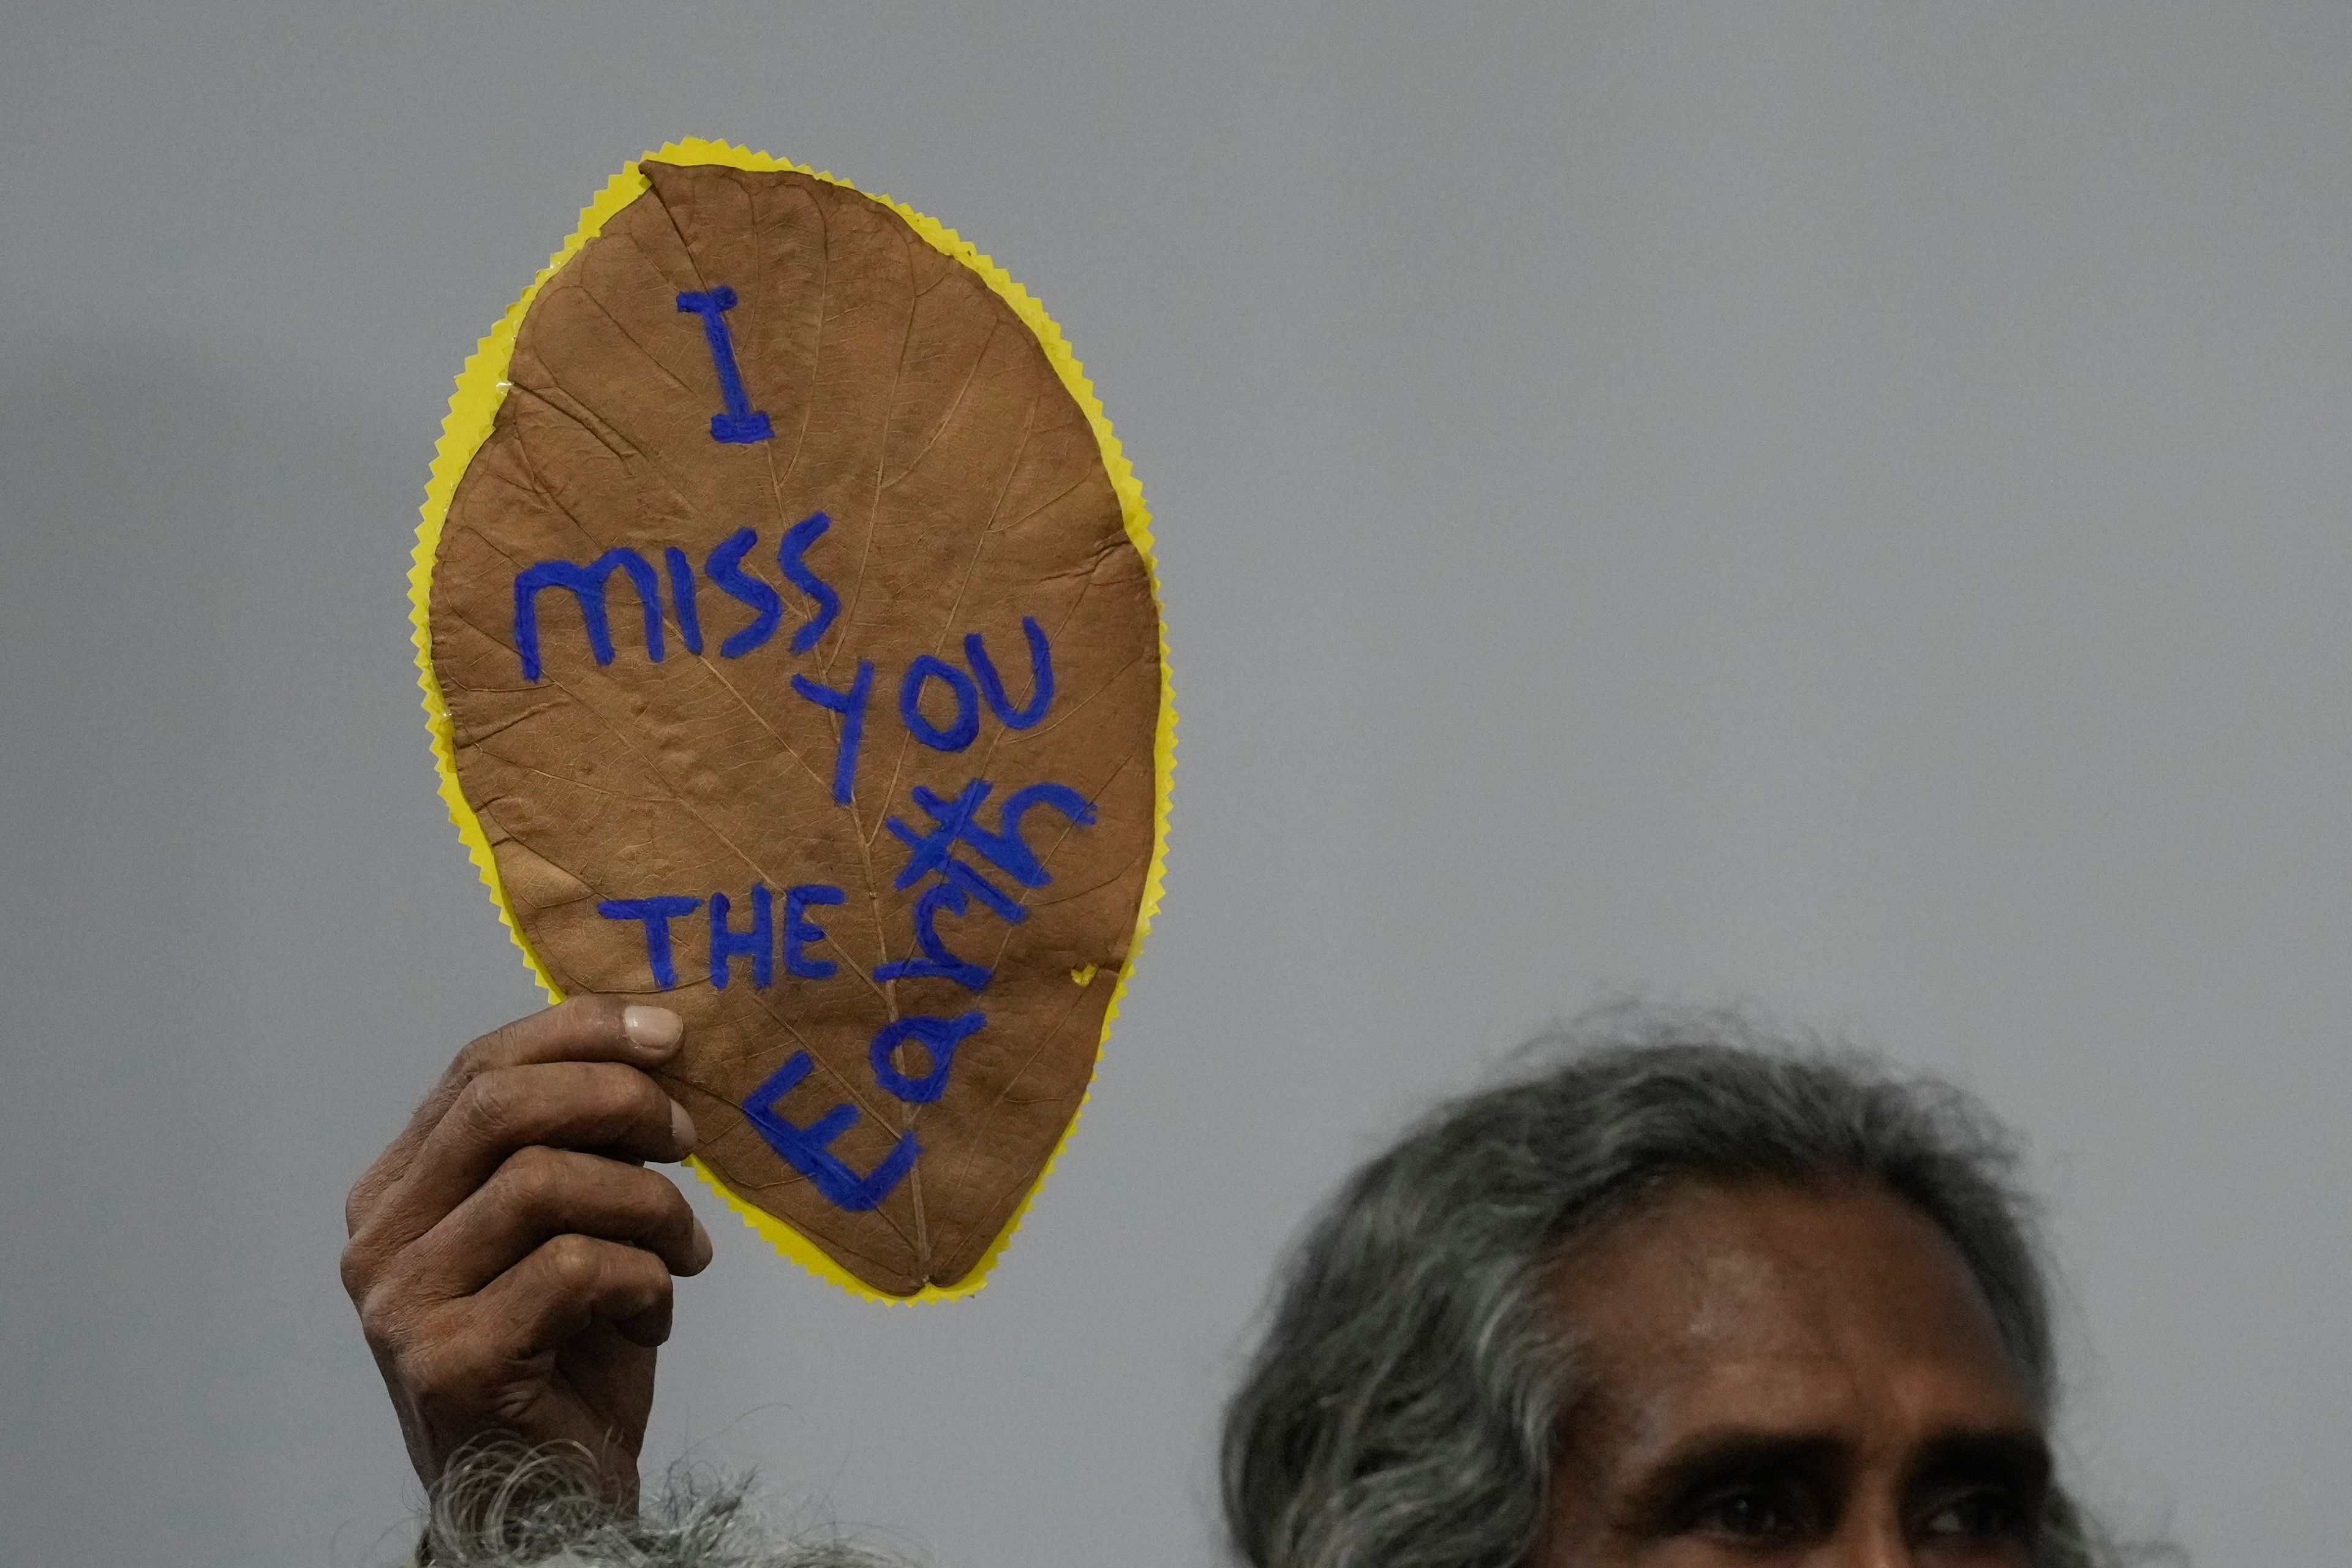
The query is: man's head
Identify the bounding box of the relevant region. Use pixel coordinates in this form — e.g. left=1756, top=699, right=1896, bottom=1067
left=1221, top=1006, right=2122, bottom=1568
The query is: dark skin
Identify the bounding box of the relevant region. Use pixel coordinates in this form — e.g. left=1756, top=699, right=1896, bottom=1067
left=341, top=997, right=712, bottom=1501
left=1537, top=1181, right=2052, bottom=1567
left=349, top=1002, right=2053, bottom=1562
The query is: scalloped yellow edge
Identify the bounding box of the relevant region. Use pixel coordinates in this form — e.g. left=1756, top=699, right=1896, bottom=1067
left=407, top=138, right=1175, bottom=1305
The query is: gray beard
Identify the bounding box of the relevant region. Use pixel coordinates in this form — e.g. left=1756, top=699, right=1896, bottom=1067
left=417, top=1441, right=919, bottom=1568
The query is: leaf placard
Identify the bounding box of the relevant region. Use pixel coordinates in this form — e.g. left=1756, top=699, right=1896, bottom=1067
left=412, top=143, right=1172, bottom=1300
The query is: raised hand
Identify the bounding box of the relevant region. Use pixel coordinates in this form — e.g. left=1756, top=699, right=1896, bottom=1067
left=341, top=997, right=713, bottom=1499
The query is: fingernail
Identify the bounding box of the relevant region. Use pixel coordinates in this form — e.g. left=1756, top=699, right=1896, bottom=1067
left=669, top=1099, right=698, bottom=1156
left=690, top=1217, right=714, bottom=1270
left=624, top=1005, right=684, bottom=1053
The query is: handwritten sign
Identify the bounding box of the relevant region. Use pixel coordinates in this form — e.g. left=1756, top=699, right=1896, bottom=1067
left=412, top=143, right=1172, bottom=1301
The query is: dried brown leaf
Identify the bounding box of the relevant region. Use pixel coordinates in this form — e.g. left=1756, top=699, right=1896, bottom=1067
left=427, top=163, right=1163, bottom=1297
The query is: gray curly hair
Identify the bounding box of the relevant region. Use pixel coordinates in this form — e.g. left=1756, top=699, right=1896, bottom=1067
left=413, top=1439, right=917, bottom=1568
left=1220, top=1004, right=2153, bottom=1568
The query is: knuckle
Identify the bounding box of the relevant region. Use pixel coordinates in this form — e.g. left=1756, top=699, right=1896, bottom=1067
left=576, top=1063, right=661, bottom=1136
left=454, top=1033, right=497, bottom=1079
left=355, top=1282, right=410, bottom=1352
left=342, top=1178, right=372, bottom=1238
left=616, top=1069, right=669, bottom=1128
left=643, top=1169, right=692, bottom=1224
left=454, top=1071, right=524, bottom=1142
left=502, top=1142, right=570, bottom=1202
left=610, top=1167, right=685, bottom=1240
left=651, top=1186, right=696, bottom=1246
left=337, top=1239, right=375, bottom=1302
left=402, top=1337, right=486, bottom=1407
left=543, top=1232, right=606, bottom=1292
left=629, top=1254, right=677, bottom=1306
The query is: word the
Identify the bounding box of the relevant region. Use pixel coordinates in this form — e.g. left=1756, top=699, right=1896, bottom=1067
left=597, top=883, right=846, bottom=990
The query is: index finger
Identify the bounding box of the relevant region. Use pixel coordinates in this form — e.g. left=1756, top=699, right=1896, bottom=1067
left=346, top=997, right=682, bottom=1234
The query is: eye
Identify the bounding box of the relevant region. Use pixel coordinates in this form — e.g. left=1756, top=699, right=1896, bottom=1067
left=1690, top=1483, right=1818, bottom=1545
left=1917, top=1485, right=2032, bottom=1544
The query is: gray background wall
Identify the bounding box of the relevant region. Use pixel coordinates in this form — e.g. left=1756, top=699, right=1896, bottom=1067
left=2, top=4, right=2343, bottom=1564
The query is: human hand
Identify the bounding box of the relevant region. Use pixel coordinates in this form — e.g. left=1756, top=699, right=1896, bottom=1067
left=341, top=997, right=713, bottom=1499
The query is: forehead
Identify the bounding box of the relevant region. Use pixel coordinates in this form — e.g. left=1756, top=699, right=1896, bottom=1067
left=1548, top=1180, right=2034, bottom=1450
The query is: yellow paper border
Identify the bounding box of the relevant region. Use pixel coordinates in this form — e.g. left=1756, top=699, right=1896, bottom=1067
left=407, top=138, right=1175, bottom=1305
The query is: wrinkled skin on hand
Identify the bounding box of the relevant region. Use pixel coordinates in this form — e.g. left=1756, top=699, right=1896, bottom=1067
left=341, top=997, right=714, bottom=1499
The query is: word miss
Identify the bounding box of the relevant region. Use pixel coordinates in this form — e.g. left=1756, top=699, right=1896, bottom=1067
left=510, top=513, right=836, bottom=682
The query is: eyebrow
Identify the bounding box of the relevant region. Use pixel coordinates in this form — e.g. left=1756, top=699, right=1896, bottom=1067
left=1617, top=1430, right=1848, bottom=1529
left=1904, top=1428, right=2054, bottom=1495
